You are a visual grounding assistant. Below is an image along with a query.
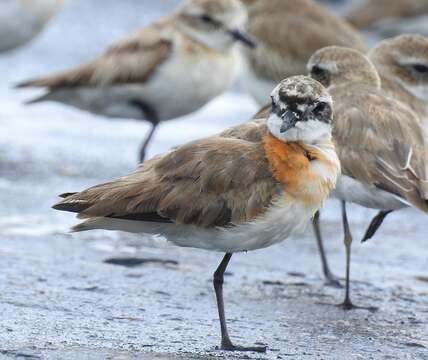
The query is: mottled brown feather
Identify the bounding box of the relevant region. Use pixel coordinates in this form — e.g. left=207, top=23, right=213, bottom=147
left=53, top=122, right=281, bottom=228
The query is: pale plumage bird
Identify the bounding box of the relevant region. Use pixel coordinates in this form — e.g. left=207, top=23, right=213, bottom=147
left=346, top=0, right=428, bottom=30
left=0, top=0, right=64, bottom=52
left=360, top=34, right=428, bottom=240
left=16, top=0, right=256, bottom=162
left=369, top=34, right=428, bottom=125
left=52, top=76, right=340, bottom=352
left=307, top=46, right=428, bottom=309
left=238, top=0, right=367, bottom=105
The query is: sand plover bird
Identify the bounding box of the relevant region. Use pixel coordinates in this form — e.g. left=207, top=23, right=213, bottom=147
left=52, top=76, right=340, bottom=351
left=17, top=0, right=256, bottom=162
left=308, top=46, right=428, bottom=309
left=369, top=34, right=428, bottom=124
left=359, top=34, right=428, bottom=241
left=0, top=0, right=64, bottom=52
left=347, top=0, right=428, bottom=30
left=238, top=0, right=367, bottom=105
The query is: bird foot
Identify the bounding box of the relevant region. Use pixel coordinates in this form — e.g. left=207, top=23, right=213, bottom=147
left=218, top=340, right=267, bottom=353
left=323, top=273, right=343, bottom=288
left=337, top=300, right=378, bottom=312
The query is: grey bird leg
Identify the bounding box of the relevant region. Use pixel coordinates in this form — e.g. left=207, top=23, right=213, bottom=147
left=213, top=253, right=266, bottom=352
left=129, top=99, right=160, bottom=163
left=339, top=201, right=354, bottom=310
left=312, top=211, right=342, bottom=288
left=361, top=210, right=393, bottom=243
left=338, top=201, right=377, bottom=312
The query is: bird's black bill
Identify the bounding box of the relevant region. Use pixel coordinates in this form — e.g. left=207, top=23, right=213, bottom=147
left=280, top=110, right=300, bottom=133
left=228, top=29, right=257, bottom=48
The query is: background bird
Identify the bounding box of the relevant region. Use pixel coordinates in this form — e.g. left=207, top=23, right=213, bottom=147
left=0, top=0, right=65, bottom=53
left=346, top=0, right=428, bottom=31
left=308, top=45, right=428, bottom=309
left=16, top=0, right=256, bottom=162
left=369, top=34, right=428, bottom=127
left=51, top=76, right=340, bottom=352
left=238, top=0, right=367, bottom=105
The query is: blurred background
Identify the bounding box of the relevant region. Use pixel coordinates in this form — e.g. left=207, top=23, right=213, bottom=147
left=1, top=0, right=428, bottom=359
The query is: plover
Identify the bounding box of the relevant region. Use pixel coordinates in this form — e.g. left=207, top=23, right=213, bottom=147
left=347, top=0, right=428, bottom=30
left=369, top=34, right=428, bottom=124
left=52, top=76, right=340, bottom=351
left=308, top=46, right=428, bottom=309
left=17, top=0, right=256, bottom=162
left=0, top=0, right=64, bottom=52
left=238, top=0, right=367, bottom=105
left=362, top=35, right=428, bottom=241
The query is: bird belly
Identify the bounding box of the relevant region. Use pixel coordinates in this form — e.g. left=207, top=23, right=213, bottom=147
left=73, top=198, right=318, bottom=253
left=139, top=46, right=240, bottom=120
left=332, top=174, right=408, bottom=210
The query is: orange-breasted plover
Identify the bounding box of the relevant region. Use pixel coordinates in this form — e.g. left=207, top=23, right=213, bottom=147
left=0, top=0, right=64, bottom=52
left=17, top=0, right=256, bottom=162
left=238, top=0, right=367, bottom=105
left=52, top=76, right=340, bottom=352
left=308, top=46, right=428, bottom=309
left=346, top=0, right=428, bottom=30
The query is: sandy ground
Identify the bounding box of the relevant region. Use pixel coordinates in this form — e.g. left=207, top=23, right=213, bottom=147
left=0, top=0, right=428, bottom=359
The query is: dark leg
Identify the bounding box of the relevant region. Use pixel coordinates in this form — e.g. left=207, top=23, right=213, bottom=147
left=213, top=253, right=266, bottom=352
left=361, top=210, right=393, bottom=243
left=337, top=202, right=377, bottom=312
left=339, top=201, right=354, bottom=310
left=312, top=211, right=342, bottom=288
left=138, top=119, right=159, bottom=162
left=129, top=99, right=160, bottom=163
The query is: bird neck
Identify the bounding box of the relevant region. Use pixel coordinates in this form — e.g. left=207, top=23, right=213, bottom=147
left=262, top=134, right=340, bottom=205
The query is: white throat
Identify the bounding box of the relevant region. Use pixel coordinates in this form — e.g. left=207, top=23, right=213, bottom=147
left=267, top=112, right=332, bottom=145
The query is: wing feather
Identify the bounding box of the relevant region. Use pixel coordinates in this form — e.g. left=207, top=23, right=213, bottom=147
left=53, top=122, right=281, bottom=228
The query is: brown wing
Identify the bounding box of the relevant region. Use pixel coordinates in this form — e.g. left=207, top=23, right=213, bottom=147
left=333, top=87, right=428, bottom=211
left=16, top=18, right=172, bottom=89
left=53, top=124, right=280, bottom=228
left=244, top=0, right=367, bottom=82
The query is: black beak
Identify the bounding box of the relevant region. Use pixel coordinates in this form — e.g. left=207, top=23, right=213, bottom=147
left=280, top=110, right=301, bottom=133
left=228, top=29, right=257, bottom=48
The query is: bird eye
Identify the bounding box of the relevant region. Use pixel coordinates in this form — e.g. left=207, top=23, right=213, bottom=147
left=310, top=66, right=330, bottom=87
left=312, top=66, right=324, bottom=76
left=412, top=64, right=428, bottom=74
left=200, top=14, right=215, bottom=24
left=313, top=102, right=327, bottom=114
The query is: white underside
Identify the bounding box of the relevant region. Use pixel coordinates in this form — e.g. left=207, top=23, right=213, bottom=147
left=332, top=174, right=408, bottom=210
left=73, top=197, right=319, bottom=253
left=42, top=40, right=241, bottom=121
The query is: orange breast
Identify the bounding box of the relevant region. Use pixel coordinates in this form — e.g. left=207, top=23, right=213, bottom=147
left=262, top=134, right=335, bottom=204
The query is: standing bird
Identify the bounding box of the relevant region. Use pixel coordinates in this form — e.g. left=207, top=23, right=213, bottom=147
left=52, top=76, right=340, bottom=351
left=358, top=34, right=428, bottom=241
left=16, top=0, right=256, bottom=162
left=236, top=0, right=365, bottom=284
left=346, top=0, right=428, bottom=31
left=0, top=0, right=64, bottom=53
left=239, top=0, right=367, bottom=105
left=307, top=46, right=428, bottom=309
